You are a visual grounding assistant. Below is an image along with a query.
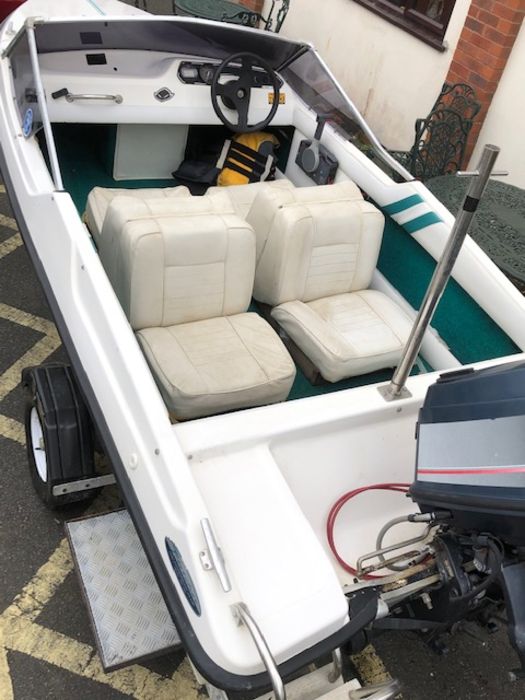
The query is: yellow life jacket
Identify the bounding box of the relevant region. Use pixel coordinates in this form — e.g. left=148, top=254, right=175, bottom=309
left=217, top=132, right=279, bottom=187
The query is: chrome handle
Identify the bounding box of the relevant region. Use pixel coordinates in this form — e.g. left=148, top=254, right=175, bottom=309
left=64, top=92, right=123, bottom=104
left=233, top=602, right=286, bottom=700
left=349, top=679, right=401, bottom=700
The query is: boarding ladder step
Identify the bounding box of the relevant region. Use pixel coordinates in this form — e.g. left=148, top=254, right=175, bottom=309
left=66, top=509, right=181, bottom=671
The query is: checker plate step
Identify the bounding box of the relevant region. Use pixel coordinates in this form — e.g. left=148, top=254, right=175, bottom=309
left=66, top=509, right=181, bottom=670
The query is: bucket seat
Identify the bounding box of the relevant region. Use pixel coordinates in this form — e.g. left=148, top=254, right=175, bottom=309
left=247, top=182, right=413, bottom=382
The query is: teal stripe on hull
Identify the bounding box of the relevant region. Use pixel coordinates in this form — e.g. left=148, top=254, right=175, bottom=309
left=85, top=0, right=106, bottom=14
left=383, top=194, right=423, bottom=216
left=403, top=211, right=442, bottom=233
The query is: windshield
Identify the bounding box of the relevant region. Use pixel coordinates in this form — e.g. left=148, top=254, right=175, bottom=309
left=19, top=17, right=409, bottom=181
left=282, top=48, right=411, bottom=181
left=31, top=17, right=307, bottom=69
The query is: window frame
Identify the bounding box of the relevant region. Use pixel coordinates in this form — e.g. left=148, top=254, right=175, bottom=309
left=350, top=0, right=456, bottom=51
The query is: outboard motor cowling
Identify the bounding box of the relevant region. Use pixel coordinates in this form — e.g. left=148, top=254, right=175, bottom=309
left=409, top=361, right=525, bottom=679
left=411, top=361, right=525, bottom=545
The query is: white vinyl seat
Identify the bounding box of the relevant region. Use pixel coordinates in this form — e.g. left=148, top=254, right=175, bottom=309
left=103, top=209, right=296, bottom=419
left=247, top=182, right=413, bottom=382
left=84, top=184, right=191, bottom=243
left=99, top=191, right=235, bottom=285
left=206, top=178, right=295, bottom=219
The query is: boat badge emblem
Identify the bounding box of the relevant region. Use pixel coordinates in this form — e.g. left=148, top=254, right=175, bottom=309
left=22, top=108, right=33, bottom=138
left=154, top=87, right=174, bottom=102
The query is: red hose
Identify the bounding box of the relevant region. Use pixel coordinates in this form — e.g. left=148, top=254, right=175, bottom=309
left=326, top=483, right=410, bottom=580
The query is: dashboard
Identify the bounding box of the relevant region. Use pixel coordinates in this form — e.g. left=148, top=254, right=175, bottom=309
left=39, top=50, right=294, bottom=126
left=177, top=60, right=280, bottom=89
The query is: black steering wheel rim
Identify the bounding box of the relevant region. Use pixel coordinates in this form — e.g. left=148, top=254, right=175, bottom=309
left=211, top=52, right=280, bottom=134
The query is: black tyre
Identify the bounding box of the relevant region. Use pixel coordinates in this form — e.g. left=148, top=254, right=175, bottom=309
left=23, top=364, right=97, bottom=509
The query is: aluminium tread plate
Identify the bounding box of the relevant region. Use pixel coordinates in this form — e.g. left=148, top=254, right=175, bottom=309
left=66, top=509, right=181, bottom=671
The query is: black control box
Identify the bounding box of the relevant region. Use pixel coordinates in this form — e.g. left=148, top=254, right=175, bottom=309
left=296, top=139, right=339, bottom=185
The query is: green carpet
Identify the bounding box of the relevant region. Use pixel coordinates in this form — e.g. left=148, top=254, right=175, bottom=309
left=53, top=124, right=176, bottom=213
left=378, top=217, right=519, bottom=364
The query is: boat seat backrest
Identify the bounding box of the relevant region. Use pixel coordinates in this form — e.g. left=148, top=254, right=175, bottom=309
left=85, top=185, right=191, bottom=243
left=99, top=192, right=235, bottom=290
left=247, top=183, right=385, bottom=307
left=206, top=178, right=295, bottom=218
left=108, top=213, right=256, bottom=331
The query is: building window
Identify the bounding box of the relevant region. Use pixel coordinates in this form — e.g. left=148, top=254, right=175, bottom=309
left=352, top=0, right=456, bottom=50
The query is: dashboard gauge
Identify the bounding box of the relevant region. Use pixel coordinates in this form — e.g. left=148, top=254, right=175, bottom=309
left=198, top=64, right=216, bottom=84
left=178, top=63, right=199, bottom=83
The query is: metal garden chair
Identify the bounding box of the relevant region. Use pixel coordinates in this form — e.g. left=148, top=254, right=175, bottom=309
left=391, top=82, right=481, bottom=180
left=219, top=0, right=290, bottom=31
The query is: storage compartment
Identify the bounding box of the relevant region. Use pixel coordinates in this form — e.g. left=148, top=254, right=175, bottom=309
left=113, top=123, right=188, bottom=180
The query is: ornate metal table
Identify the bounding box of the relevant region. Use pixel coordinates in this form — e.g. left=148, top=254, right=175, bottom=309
left=426, top=175, right=525, bottom=285
left=174, top=0, right=259, bottom=26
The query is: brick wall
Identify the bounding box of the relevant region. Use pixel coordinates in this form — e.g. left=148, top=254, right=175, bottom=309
left=238, top=0, right=264, bottom=12
left=445, top=0, right=525, bottom=163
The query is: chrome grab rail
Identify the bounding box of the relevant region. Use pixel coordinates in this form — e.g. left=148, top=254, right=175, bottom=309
left=233, top=602, right=286, bottom=700
left=65, top=92, right=123, bottom=104
left=380, top=143, right=501, bottom=401
left=328, top=648, right=343, bottom=683
left=26, top=20, right=63, bottom=190
left=350, top=679, right=401, bottom=700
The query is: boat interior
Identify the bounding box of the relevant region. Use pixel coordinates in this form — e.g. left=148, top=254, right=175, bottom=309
left=20, top=22, right=518, bottom=424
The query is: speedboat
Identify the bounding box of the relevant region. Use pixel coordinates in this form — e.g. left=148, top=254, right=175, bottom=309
left=2, top=1, right=525, bottom=697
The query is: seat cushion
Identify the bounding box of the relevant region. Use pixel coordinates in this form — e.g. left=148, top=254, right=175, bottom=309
left=137, top=313, right=296, bottom=419
left=85, top=185, right=190, bottom=242
left=206, top=178, right=294, bottom=219
left=271, top=290, right=412, bottom=383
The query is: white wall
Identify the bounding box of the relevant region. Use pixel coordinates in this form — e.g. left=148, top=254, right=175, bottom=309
left=468, top=20, right=525, bottom=189
left=270, top=0, right=471, bottom=149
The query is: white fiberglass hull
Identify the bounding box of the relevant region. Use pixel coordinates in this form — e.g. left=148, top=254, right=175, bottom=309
left=2, top=0, right=525, bottom=693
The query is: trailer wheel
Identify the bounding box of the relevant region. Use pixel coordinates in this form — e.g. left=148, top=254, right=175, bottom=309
left=23, top=364, right=97, bottom=509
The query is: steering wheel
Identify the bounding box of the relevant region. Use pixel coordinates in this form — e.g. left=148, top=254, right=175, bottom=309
left=211, top=52, right=280, bottom=133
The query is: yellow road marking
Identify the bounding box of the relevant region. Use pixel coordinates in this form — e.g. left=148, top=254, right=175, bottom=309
left=0, top=334, right=61, bottom=403
left=3, top=539, right=74, bottom=622
left=0, top=627, right=14, bottom=700
left=0, top=303, right=57, bottom=337
left=0, top=415, right=25, bottom=445
left=0, top=184, right=5, bottom=193
left=0, top=304, right=60, bottom=404
left=0, top=212, right=18, bottom=232
left=0, top=616, right=199, bottom=700
left=0, top=233, right=22, bottom=261
left=3, top=488, right=121, bottom=622
left=352, top=644, right=393, bottom=687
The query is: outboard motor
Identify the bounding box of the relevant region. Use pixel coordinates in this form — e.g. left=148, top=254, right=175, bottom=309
left=410, top=361, right=525, bottom=679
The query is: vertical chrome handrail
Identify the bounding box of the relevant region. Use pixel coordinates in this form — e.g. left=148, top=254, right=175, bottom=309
left=234, top=602, right=286, bottom=700
left=26, top=19, right=63, bottom=190
left=381, top=144, right=500, bottom=401
left=328, top=648, right=343, bottom=683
